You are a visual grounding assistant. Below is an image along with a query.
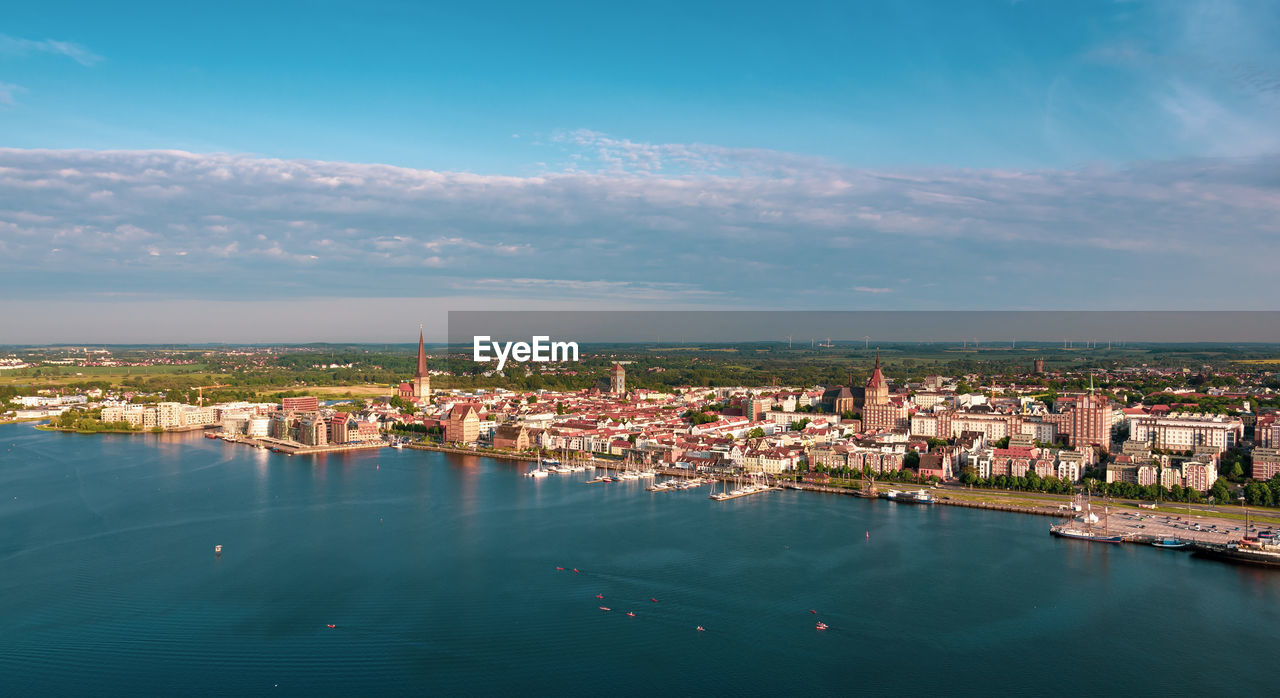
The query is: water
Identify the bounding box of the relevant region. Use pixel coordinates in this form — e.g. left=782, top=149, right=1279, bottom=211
left=2, top=422, right=1278, bottom=696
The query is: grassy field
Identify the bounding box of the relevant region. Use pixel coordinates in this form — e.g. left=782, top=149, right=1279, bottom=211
left=291, top=385, right=393, bottom=398
left=0, top=365, right=223, bottom=387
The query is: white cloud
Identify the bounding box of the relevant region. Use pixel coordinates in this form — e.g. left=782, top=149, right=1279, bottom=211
left=0, top=82, right=24, bottom=107
left=0, top=144, right=1277, bottom=311
left=0, top=34, right=102, bottom=66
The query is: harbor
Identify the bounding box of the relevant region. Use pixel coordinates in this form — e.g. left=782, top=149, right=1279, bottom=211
left=403, top=442, right=1279, bottom=558
left=6, top=421, right=1280, bottom=696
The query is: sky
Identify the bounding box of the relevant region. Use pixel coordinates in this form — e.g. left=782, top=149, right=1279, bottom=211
left=1, top=1, right=1278, bottom=342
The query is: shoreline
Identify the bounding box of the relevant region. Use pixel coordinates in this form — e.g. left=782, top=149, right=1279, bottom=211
left=406, top=442, right=1280, bottom=550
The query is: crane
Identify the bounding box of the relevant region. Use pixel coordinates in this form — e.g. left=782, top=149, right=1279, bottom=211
left=193, top=384, right=230, bottom=406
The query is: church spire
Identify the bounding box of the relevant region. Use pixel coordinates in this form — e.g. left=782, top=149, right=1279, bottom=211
left=415, top=325, right=428, bottom=379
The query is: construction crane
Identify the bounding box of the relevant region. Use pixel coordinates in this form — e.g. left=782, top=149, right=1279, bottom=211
left=193, top=384, right=230, bottom=406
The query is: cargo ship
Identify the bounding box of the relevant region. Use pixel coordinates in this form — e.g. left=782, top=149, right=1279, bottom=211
left=1192, top=541, right=1280, bottom=568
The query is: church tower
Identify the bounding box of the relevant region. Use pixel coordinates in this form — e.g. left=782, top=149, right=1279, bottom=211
left=414, top=328, right=431, bottom=401
left=864, top=351, right=888, bottom=406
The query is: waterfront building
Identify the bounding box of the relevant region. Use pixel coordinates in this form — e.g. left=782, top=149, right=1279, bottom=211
left=246, top=416, right=270, bottom=438
left=328, top=415, right=350, bottom=444
left=101, top=402, right=216, bottom=430
left=444, top=404, right=481, bottom=443
left=493, top=424, right=531, bottom=450
left=298, top=414, right=328, bottom=446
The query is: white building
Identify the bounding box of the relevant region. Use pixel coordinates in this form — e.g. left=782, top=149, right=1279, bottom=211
left=1129, top=413, right=1243, bottom=454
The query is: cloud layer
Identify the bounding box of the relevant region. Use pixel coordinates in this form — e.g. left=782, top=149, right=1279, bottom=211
left=1, top=143, right=1278, bottom=319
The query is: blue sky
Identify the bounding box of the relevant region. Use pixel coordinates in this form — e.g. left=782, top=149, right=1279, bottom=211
left=1, top=1, right=1279, bottom=341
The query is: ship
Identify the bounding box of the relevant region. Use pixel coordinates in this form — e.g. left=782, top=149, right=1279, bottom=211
left=880, top=489, right=936, bottom=504
left=1152, top=538, right=1189, bottom=549
left=1050, top=490, right=1121, bottom=543
left=1050, top=526, right=1123, bottom=543
left=1192, top=541, right=1280, bottom=568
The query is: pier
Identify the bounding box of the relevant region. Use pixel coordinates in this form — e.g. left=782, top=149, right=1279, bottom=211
left=213, top=433, right=386, bottom=455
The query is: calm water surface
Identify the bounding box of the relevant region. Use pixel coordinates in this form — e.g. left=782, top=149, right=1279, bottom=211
left=2, top=422, right=1278, bottom=696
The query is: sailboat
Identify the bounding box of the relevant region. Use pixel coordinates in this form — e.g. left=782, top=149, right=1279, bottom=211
left=1050, top=489, right=1121, bottom=543
left=526, top=450, right=550, bottom=478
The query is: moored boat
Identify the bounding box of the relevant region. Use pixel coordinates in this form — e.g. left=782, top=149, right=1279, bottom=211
left=1152, top=538, right=1189, bottom=549
left=1192, top=541, right=1280, bottom=568
left=1049, top=525, right=1122, bottom=543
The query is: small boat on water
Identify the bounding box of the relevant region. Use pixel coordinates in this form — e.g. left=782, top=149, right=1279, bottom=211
left=595, top=594, right=604, bottom=599
left=214, top=544, right=223, bottom=555
left=626, top=611, right=636, bottom=617
left=599, top=606, right=611, bottom=612
left=696, top=626, right=705, bottom=632
left=1153, top=538, right=1189, bottom=549
left=815, top=622, right=828, bottom=631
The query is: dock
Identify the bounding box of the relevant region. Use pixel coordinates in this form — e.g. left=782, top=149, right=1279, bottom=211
left=213, top=433, right=386, bottom=455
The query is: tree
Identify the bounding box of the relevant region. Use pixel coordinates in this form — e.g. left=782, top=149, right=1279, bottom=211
left=903, top=450, right=920, bottom=470
left=746, top=427, right=766, bottom=439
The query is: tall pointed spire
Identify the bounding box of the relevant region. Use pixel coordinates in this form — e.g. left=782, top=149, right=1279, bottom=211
left=412, top=323, right=431, bottom=401
left=415, top=324, right=427, bottom=378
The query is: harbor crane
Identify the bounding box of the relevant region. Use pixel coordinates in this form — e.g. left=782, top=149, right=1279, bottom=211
left=193, top=384, right=230, bottom=406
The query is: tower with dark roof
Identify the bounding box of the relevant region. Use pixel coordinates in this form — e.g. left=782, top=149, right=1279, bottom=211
left=864, top=351, right=888, bottom=406
left=609, top=362, right=626, bottom=395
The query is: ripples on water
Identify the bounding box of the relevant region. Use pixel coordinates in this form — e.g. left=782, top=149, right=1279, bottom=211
left=2, top=423, right=1279, bottom=696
